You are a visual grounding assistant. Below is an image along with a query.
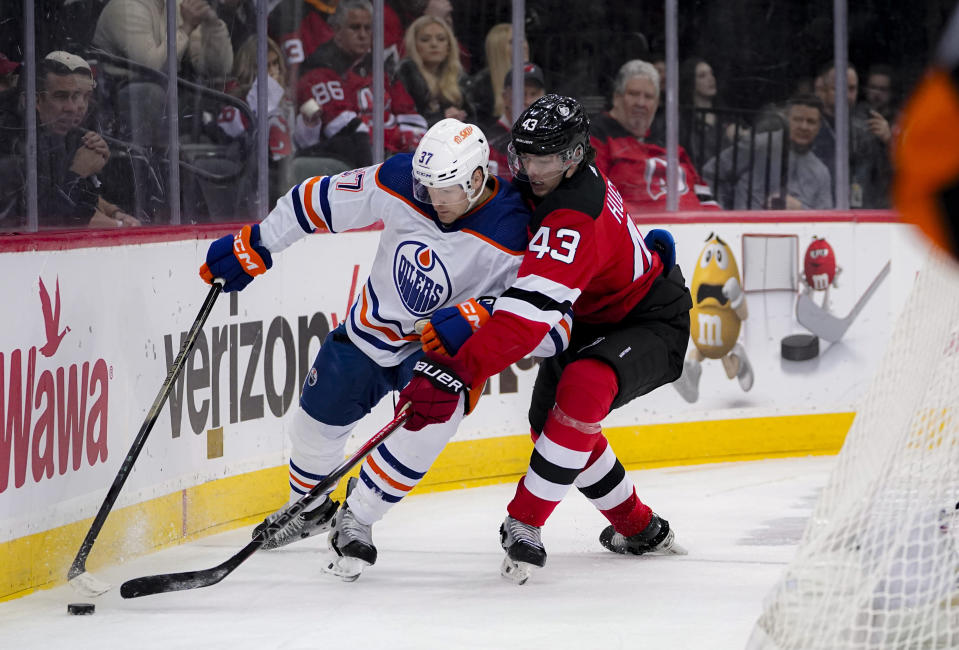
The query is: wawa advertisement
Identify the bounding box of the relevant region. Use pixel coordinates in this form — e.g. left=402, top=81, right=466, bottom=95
left=0, top=220, right=928, bottom=539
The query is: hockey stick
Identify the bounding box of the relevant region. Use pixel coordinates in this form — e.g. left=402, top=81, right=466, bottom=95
left=119, top=405, right=411, bottom=599
left=67, top=280, right=224, bottom=597
left=796, top=260, right=890, bottom=343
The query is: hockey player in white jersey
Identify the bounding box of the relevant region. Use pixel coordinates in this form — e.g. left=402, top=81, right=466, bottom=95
left=199, top=118, right=570, bottom=581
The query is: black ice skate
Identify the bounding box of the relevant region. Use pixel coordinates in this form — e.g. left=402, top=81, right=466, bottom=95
left=253, top=496, right=338, bottom=550
left=599, top=513, right=687, bottom=556
left=499, top=516, right=547, bottom=585
left=324, top=503, right=377, bottom=582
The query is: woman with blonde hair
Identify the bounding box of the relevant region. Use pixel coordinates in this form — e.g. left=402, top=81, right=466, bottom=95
left=217, top=36, right=295, bottom=203
left=396, top=15, right=473, bottom=127
left=228, top=36, right=287, bottom=100
left=219, top=36, right=292, bottom=149
left=465, top=23, right=529, bottom=123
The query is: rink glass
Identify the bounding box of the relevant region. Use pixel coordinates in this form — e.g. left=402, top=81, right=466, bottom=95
left=0, top=0, right=951, bottom=232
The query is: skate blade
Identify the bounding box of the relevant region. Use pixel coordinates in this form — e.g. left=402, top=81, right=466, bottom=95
left=68, top=571, right=112, bottom=597
left=500, top=556, right=536, bottom=585
left=322, top=555, right=368, bottom=582
left=649, top=530, right=688, bottom=556
left=649, top=540, right=688, bottom=556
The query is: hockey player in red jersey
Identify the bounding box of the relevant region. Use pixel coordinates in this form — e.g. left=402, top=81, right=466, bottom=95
left=199, top=118, right=573, bottom=581
left=591, top=59, right=720, bottom=213
left=397, top=94, right=692, bottom=583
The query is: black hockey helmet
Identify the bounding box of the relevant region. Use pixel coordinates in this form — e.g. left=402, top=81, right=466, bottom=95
left=510, top=94, right=590, bottom=158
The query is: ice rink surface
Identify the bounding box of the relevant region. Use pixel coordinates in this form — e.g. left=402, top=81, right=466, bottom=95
left=0, top=456, right=835, bottom=650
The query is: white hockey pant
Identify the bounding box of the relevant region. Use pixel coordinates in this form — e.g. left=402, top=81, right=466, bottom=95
left=287, top=396, right=465, bottom=524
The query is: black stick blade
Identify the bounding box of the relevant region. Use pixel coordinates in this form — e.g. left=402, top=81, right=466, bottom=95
left=120, top=542, right=257, bottom=598
left=119, top=409, right=409, bottom=599
left=121, top=567, right=229, bottom=598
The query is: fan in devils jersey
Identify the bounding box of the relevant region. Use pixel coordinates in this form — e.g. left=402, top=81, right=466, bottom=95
left=590, top=59, right=720, bottom=213
left=198, top=118, right=571, bottom=581
left=292, top=0, right=426, bottom=167
left=397, top=94, right=693, bottom=584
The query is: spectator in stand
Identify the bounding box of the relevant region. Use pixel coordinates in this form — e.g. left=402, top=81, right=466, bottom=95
left=269, top=0, right=336, bottom=80
left=294, top=0, right=427, bottom=167
left=702, top=94, right=833, bottom=210
left=0, top=73, right=21, bottom=226
left=0, top=54, right=18, bottom=93
left=857, top=63, right=898, bottom=146
left=813, top=62, right=890, bottom=208
left=0, top=53, right=140, bottom=229
left=651, top=53, right=666, bottom=90
left=679, top=57, right=743, bottom=169
left=483, top=62, right=546, bottom=180
left=813, top=69, right=828, bottom=107
left=645, top=50, right=666, bottom=146
left=424, top=0, right=452, bottom=25
left=590, top=59, right=719, bottom=213
left=94, top=0, right=233, bottom=79
left=213, top=0, right=256, bottom=51
left=861, top=64, right=897, bottom=120
left=396, top=15, right=472, bottom=128
left=274, top=0, right=408, bottom=79
left=51, top=51, right=144, bottom=226
left=93, top=0, right=234, bottom=146
left=420, top=0, right=470, bottom=72
left=218, top=37, right=294, bottom=201
left=464, top=23, right=529, bottom=127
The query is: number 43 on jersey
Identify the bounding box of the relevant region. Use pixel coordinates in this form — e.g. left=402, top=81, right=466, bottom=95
left=529, top=226, right=581, bottom=263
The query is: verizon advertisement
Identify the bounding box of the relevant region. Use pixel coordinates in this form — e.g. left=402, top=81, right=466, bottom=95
left=0, top=221, right=927, bottom=542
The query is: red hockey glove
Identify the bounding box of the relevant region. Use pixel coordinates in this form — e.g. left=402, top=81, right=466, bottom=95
left=396, top=353, right=473, bottom=431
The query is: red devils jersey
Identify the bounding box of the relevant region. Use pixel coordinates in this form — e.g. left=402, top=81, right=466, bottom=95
left=455, top=164, right=663, bottom=383
left=591, top=112, right=719, bottom=213
left=272, top=3, right=403, bottom=74
left=296, top=42, right=425, bottom=152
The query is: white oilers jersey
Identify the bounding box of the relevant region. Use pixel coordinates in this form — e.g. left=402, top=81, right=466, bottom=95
left=258, top=154, right=531, bottom=365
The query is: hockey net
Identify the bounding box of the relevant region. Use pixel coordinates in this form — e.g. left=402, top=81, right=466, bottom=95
left=742, top=233, right=799, bottom=292
left=749, top=249, right=959, bottom=650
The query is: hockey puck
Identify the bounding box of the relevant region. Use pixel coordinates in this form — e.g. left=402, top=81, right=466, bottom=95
left=781, top=334, right=819, bottom=361
left=67, top=602, right=95, bottom=615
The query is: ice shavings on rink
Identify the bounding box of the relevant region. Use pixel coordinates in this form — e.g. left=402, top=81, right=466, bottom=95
left=0, top=456, right=834, bottom=650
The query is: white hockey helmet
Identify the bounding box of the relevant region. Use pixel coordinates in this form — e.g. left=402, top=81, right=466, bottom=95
left=411, top=118, right=490, bottom=210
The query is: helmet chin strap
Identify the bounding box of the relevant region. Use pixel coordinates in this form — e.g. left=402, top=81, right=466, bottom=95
left=463, top=166, right=490, bottom=211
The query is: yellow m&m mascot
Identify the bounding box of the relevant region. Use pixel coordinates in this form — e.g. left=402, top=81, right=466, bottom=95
left=673, top=233, right=753, bottom=402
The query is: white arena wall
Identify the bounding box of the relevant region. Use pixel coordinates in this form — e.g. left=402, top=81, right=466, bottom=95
left=0, top=211, right=927, bottom=600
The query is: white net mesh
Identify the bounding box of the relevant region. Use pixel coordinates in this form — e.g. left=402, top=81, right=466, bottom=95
left=749, top=250, right=959, bottom=650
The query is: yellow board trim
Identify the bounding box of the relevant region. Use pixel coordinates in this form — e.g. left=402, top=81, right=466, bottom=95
left=0, top=412, right=853, bottom=601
